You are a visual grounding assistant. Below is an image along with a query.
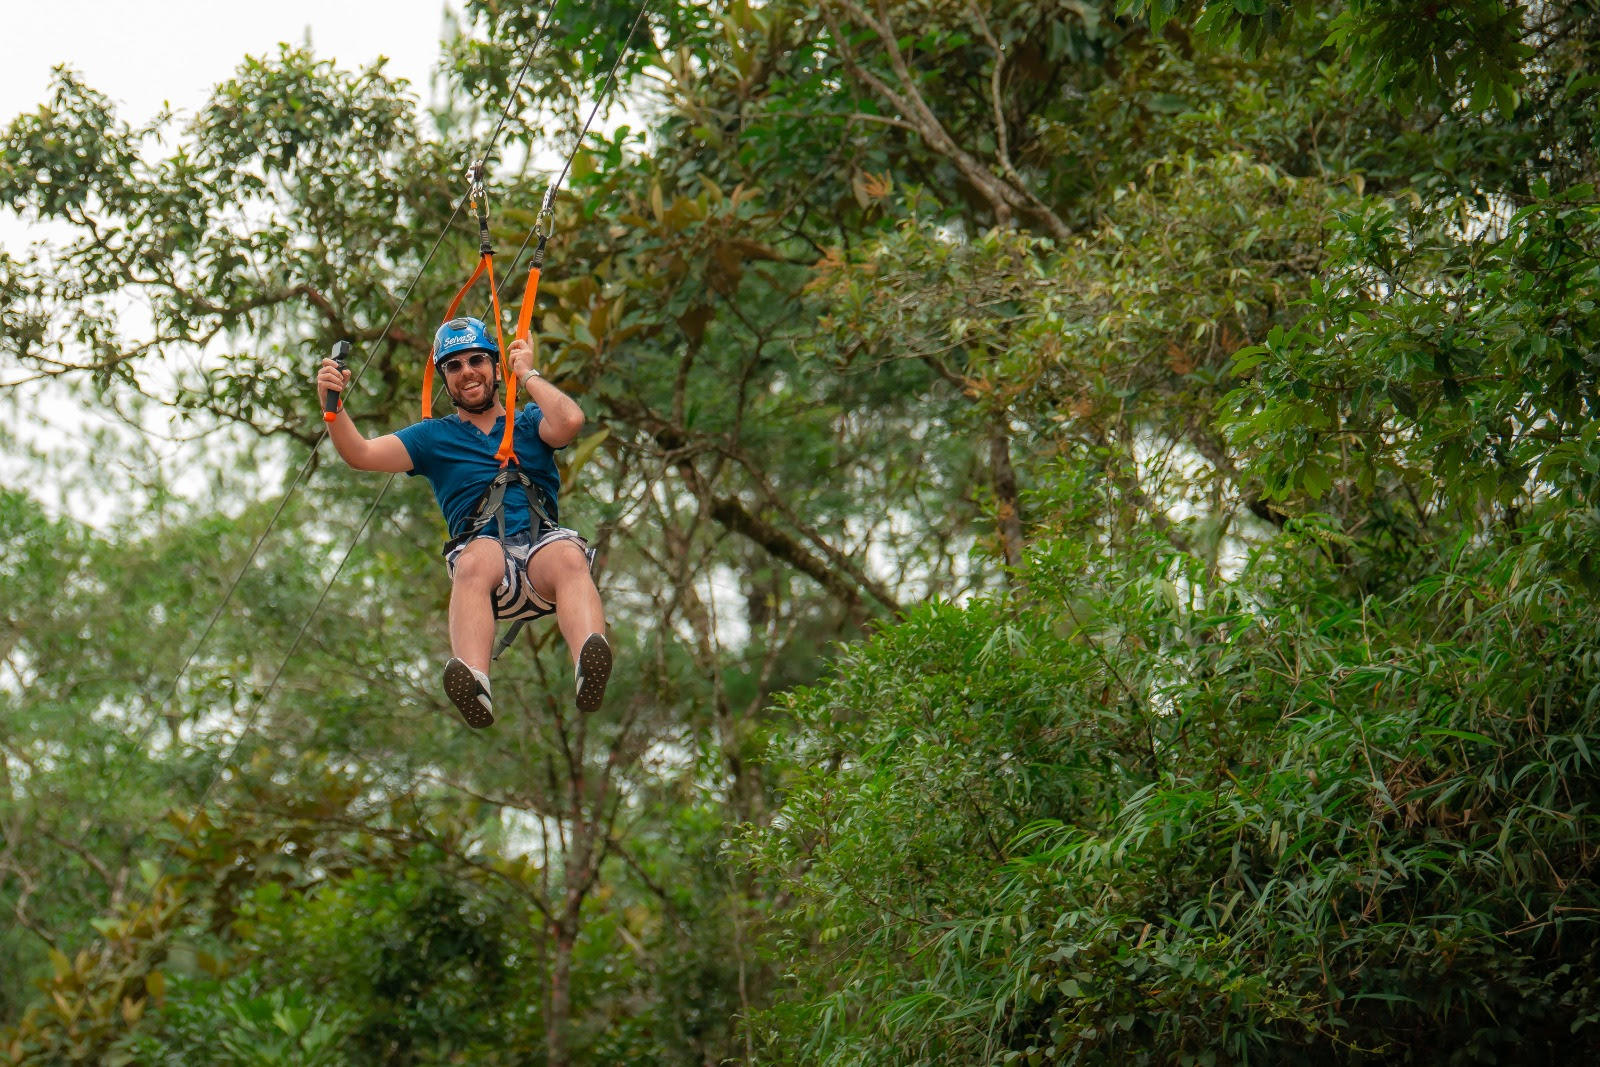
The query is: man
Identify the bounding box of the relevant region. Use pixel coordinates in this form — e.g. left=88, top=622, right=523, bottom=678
left=314, top=316, right=611, bottom=727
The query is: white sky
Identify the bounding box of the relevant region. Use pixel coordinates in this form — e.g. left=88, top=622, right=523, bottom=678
left=0, top=0, right=452, bottom=126
left=0, top=0, right=647, bottom=527
left=0, top=1, right=458, bottom=524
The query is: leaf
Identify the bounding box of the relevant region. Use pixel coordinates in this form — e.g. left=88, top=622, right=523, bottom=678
left=562, top=427, right=612, bottom=483
left=1300, top=460, right=1332, bottom=499
left=677, top=302, right=714, bottom=347
left=1230, top=345, right=1269, bottom=372
left=1423, top=728, right=1499, bottom=747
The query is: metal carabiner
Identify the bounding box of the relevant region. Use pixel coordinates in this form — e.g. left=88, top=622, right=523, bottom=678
left=536, top=185, right=557, bottom=241
left=468, top=158, right=493, bottom=256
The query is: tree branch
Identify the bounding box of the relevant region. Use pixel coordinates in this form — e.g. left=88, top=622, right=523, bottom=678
left=822, top=0, right=1072, bottom=239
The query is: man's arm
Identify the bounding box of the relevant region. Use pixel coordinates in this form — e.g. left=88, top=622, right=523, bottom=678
left=508, top=339, right=586, bottom=448
left=315, top=358, right=415, bottom=473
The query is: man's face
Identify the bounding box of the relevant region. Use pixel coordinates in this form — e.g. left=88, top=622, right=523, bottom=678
left=441, top=350, right=498, bottom=414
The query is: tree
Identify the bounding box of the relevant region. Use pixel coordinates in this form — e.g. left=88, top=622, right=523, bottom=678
left=7, top=0, right=1599, bottom=1062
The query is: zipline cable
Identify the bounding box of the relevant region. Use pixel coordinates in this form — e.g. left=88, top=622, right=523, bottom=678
left=0, top=199, right=470, bottom=951
left=64, top=0, right=654, bottom=956
left=161, top=0, right=653, bottom=910
left=1, top=0, right=566, bottom=948
left=491, top=0, right=656, bottom=312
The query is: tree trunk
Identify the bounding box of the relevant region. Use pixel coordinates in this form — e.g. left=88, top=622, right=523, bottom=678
left=546, top=919, right=575, bottom=1067
left=990, top=425, right=1025, bottom=571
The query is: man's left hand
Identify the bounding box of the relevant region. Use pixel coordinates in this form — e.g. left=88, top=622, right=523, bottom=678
left=508, top=338, right=537, bottom=381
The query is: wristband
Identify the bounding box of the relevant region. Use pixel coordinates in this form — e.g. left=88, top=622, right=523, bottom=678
left=520, top=369, right=541, bottom=390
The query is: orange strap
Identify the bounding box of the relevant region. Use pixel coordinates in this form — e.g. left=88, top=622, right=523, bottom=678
left=426, top=249, right=543, bottom=468
left=483, top=256, right=517, bottom=466
left=515, top=263, right=542, bottom=345
left=425, top=255, right=490, bottom=419
left=499, top=257, right=544, bottom=464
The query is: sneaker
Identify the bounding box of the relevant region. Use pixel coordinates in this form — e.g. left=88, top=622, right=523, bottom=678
left=574, top=633, right=612, bottom=713
left=443, top=657, right=495, bottom=729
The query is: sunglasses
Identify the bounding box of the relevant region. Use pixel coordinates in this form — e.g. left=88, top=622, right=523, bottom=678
left=440, top=352, right=495, bottom=375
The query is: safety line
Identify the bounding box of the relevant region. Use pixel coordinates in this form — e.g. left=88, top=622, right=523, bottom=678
left=1, top=0, right=565, bottom=949
left=184, top=476, right=396, bottom=838
left=492, top=0, right=657, bottom=308
left=137, top=0, right=656, bottom=931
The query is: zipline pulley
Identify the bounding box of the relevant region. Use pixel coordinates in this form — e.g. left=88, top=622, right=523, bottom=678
left=532, top=187, right=556, bottom=267
left=469, top=158, right=494, bottom=256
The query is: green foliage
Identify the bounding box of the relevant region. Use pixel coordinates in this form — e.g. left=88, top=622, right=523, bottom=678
left=1120, top=1, right=1531, bottom=115
left=750, top=476, right=1600, bottom=1063
left=0, top=867, right=185, bottom=1065
left=735, top=5, right=1600, bottom=1062
left=8, top=0, right=1600, bottom=1063
left=118, top=847, right=534, bottom=1065
left=1223, top=187, right=1600, bottom=540
left=120, top=979, right=354, bottom=1067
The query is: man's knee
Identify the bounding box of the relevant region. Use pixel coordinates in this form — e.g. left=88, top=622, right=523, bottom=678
left=452, top=541, right=505, bottom=591
left=528, top=540, right=591, bottom=599
left=545, top=541, right=591, bottom=578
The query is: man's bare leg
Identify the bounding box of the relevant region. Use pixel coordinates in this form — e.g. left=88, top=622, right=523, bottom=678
left=442, top=539, right=503, bottom=728
left=449, top=539, right=505, bottom=673
left=527, top=539, right=611, bottom=710
left=526, top=540, right=606, bottom=661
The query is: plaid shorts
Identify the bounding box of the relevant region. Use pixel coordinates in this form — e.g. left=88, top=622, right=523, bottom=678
left=444, top=527, right=595, bottom=622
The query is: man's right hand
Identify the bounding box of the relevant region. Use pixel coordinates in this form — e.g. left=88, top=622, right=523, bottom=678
left=316, top=358, right=352, bottom=409
left=313, top=359, right=415, bottom=473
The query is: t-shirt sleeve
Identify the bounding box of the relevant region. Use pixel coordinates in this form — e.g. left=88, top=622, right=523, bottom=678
left=392, top=420, right=436, bottom=477
left=518, top=402, right=563, bottom=449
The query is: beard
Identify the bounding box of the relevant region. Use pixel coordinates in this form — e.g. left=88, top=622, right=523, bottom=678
left=449, top=374, right=499, bottom=414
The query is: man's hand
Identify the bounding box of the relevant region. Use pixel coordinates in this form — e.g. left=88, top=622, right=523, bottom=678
left=508, top=338, right=538, bottom=382
left=316, top=358, right=352, bottom=408
left=508, top=336, right=585, bottom=446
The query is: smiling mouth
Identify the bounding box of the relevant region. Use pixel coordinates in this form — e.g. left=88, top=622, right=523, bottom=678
left=452, top=377, right=497, bottom=413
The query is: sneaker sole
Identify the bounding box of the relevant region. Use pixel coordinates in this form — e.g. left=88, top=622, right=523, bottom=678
left=443, top=658, right=495, bottom=729
left=575, top=634, right=612, bottom=713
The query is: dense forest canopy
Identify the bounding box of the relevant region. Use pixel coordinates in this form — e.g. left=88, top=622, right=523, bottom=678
left=2, top=0, right=1598, bottom=1063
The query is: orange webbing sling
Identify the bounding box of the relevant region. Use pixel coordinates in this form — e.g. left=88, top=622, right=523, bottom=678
left=422, top=255, right=487, bottom=420
left=422, top=168, right=546, bottom=468
left=502, top=230, right=549, bottom=463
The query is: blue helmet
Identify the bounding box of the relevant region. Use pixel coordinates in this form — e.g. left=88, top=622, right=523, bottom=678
left=433, top=316, right=499, bottom=366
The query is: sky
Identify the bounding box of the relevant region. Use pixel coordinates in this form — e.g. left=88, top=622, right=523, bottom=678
left=0, top=0, right=452, bottom=126
left=0, top=1, right=459, bottom=524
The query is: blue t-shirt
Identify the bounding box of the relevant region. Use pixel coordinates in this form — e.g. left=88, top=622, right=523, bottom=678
left=394, top=405, right=562, bottom=539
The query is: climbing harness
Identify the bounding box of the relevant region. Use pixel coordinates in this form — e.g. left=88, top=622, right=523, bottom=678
left=445, top=465, right=557, bottom=557
left=446, top=465, right=568, bottom=660
left=426, top=161, right=567, bottom=660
